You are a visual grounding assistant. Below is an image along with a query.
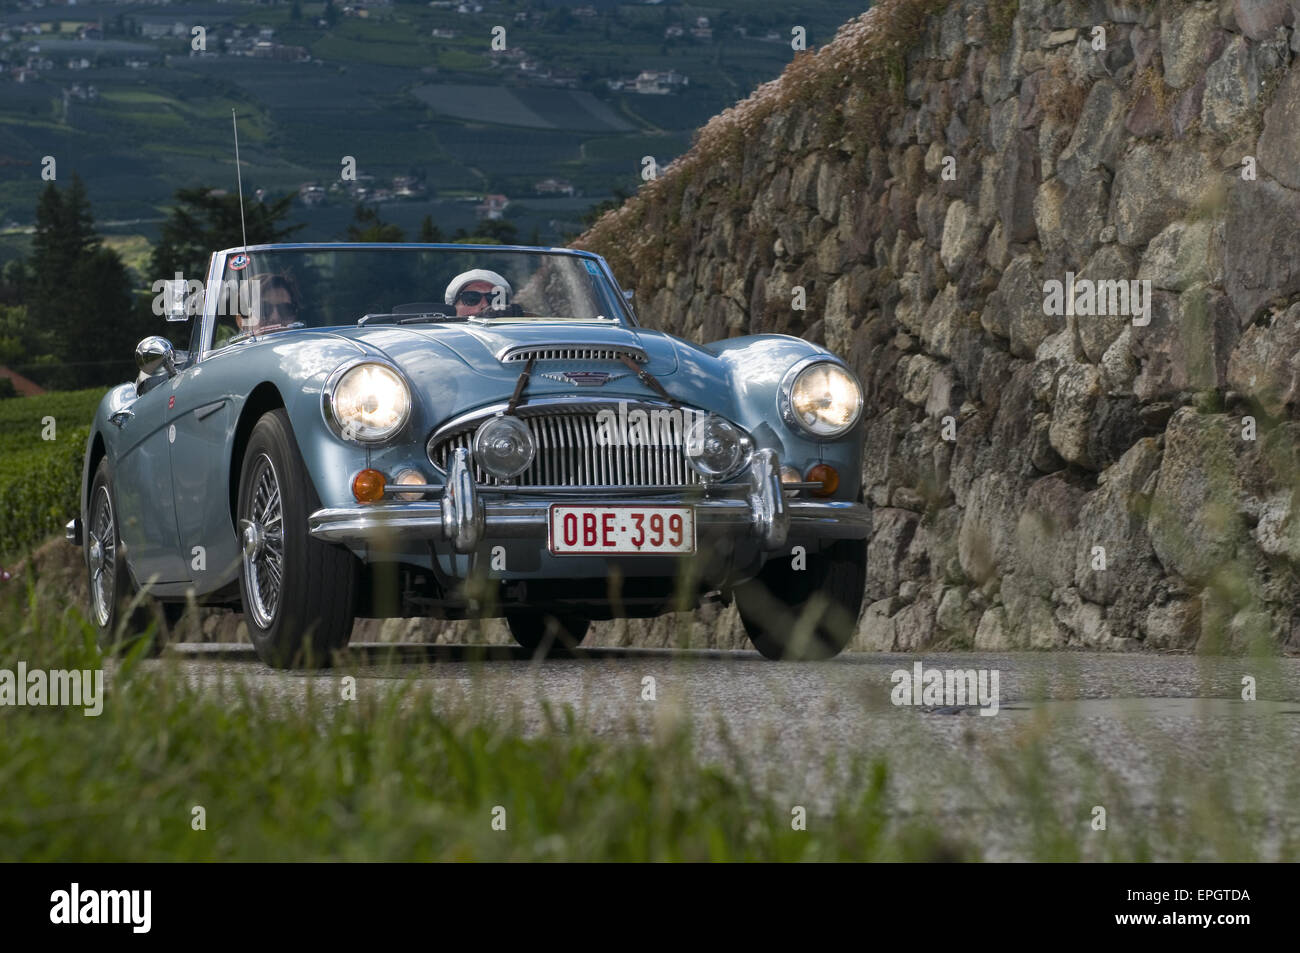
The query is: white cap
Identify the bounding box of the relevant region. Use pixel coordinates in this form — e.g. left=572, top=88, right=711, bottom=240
left=445, top=269, right=513, bottom=306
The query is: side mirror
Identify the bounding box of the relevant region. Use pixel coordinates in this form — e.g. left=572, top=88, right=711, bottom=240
left=622, top=289, right=635, bottom=303
left=135, top=336, right=177, bottom=378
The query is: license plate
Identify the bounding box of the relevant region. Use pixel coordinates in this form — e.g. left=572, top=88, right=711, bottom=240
left=548, top=505, right=695, bottom=555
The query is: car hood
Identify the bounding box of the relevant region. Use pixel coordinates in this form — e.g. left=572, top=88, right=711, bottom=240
left=329, top=322, right=689, bottom=377
left=304, top=324, right=833, bottom=439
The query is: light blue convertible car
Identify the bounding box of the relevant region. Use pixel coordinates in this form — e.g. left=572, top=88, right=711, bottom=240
left=68, top=244, right=870, bottom=666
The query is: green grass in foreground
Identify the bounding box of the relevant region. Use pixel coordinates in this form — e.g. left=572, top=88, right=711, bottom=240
left=1, top=574, right=1297, bottom=861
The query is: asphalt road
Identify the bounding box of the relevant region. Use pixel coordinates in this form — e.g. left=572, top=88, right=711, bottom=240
left=147, top=644, right=1300, bottom=859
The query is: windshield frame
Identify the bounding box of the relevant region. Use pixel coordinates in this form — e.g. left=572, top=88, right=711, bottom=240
left=195, top=243, right=637, bottom=362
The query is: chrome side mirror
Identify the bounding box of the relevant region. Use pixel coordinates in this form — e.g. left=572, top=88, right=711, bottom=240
left=135, top=336, right=177, bottom=378
left=622, top=289, right=635, bottom=303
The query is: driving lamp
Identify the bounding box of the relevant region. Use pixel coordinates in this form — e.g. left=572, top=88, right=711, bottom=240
left=685, top=415, right=745, bottom=481
left=473, top=415, right=535, bottom=479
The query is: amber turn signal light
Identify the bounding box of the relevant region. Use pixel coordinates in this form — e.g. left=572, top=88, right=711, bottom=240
left=805, top=463, right=838, bottom=497
left=352, top=468, right=387, bottom=503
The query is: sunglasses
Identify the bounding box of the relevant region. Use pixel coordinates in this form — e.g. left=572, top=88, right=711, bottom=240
left=264, top=301, right=298, bottom=317
left=456, top=290, right=494, bottom=306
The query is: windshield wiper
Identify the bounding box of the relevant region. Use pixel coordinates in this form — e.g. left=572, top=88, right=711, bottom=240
left=224, top=321, right=305, bottom=346
left=357, top=312, right=462, bottom=326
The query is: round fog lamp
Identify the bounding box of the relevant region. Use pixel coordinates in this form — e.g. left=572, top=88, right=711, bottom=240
left=780, top=465, right=802, bottom=498
left=394, top=468, right=426, bottom=502
left=685, top=415, right=744, bottom=481
left=473, top=415, right=535, bottom=479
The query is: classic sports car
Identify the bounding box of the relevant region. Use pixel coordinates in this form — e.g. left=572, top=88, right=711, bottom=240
left=68, top=244, right=870, bottom=667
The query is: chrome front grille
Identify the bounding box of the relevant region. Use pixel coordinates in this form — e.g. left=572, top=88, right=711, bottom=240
left=499, top=345, right=647, bottom=364
left=429, top=407, right=703, bottom=488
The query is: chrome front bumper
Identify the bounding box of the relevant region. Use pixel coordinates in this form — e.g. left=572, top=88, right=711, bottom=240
left=308, top=448, right=870, bottom=553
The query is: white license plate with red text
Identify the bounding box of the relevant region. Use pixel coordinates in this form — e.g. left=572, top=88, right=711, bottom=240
left=548, top=505, right=695, bottom=555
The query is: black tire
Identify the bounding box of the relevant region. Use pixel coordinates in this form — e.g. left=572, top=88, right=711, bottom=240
left=735, top=538, right=867, bottom=660
left=506, top=611, right=589, bottom=657
left=237, top=409, right=356, bottom=669
left=86, top=458, right=166, bottom=656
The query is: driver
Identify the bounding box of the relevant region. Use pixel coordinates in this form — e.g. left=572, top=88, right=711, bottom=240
left=239, top=273, right=300, bottom=334
left=215, top=273, right=301, bottom=348
left=445, top=269, right=514, bottom=317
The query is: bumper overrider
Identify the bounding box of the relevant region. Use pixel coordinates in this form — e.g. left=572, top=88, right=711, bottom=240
left=308, top=448, right=870, bottom=553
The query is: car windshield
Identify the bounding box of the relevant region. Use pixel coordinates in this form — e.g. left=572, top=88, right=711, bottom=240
left=207, top=246, right=627, bottom=348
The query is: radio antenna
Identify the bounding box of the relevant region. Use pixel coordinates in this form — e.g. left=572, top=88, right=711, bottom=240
left=232, top=109, right=248, bottom=252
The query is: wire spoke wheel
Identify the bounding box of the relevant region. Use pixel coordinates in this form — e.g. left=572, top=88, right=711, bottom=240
left=236, top=409, right=356, bottom=669
left=88, top=485, right=116, bottom=629
left=241, top=452, right=285, bottom=630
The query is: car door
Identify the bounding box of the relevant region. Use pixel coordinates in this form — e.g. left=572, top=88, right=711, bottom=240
left=112, top=380, right=189, bottom=585
left=167, top=359, right=239, bottom=594
left=167, top=251, right=243, bottom=594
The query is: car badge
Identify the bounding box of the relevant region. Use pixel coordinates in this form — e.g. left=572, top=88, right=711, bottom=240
left=542, top=370, right=622, bottom=387
left=229, top=253, right=249, bottom=271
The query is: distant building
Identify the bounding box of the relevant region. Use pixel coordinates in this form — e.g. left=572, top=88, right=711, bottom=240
left=392, top=176, right=426, bottom=198
left=475, top=194, right=509, bottom=220
left=298, top=184, right=326, bottom=206
left=0, top=366, right=45, bottom=398
left=534, top=178, right=575, bottom=196
left=633, top=69, right=687, bottom=94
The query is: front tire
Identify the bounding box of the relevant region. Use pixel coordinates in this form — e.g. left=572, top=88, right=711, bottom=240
left=86, top=458, right=166, bottom=656
left=735, top=538, right=867, bottom=660
left=237, top=409, right=356, bottom=668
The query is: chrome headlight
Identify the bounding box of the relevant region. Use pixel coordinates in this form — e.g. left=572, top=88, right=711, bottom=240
left=473, top=414, right=535, bottom=479
left=325, top=360, right=411, bottom=443
left=684, top=414, right=746, bottom=481
left=780, top=360, right=863, bottom=438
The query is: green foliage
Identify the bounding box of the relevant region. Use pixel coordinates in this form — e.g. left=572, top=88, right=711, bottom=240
left=22, top=177, right=141, bottom=390
left=418, top=215, right=443, bottom=243
left=345, top=204, right=406, bottom=242
left=149, top=186, right=305, bottom=283
left=450, top=218, right=520, bottom=245
left=0, top=388, right=106, bottom=560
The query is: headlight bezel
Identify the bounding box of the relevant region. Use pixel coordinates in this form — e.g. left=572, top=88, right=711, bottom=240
left=778, top=357, right=864, bottom=439
left=322, top=357, right=413, bottom=445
